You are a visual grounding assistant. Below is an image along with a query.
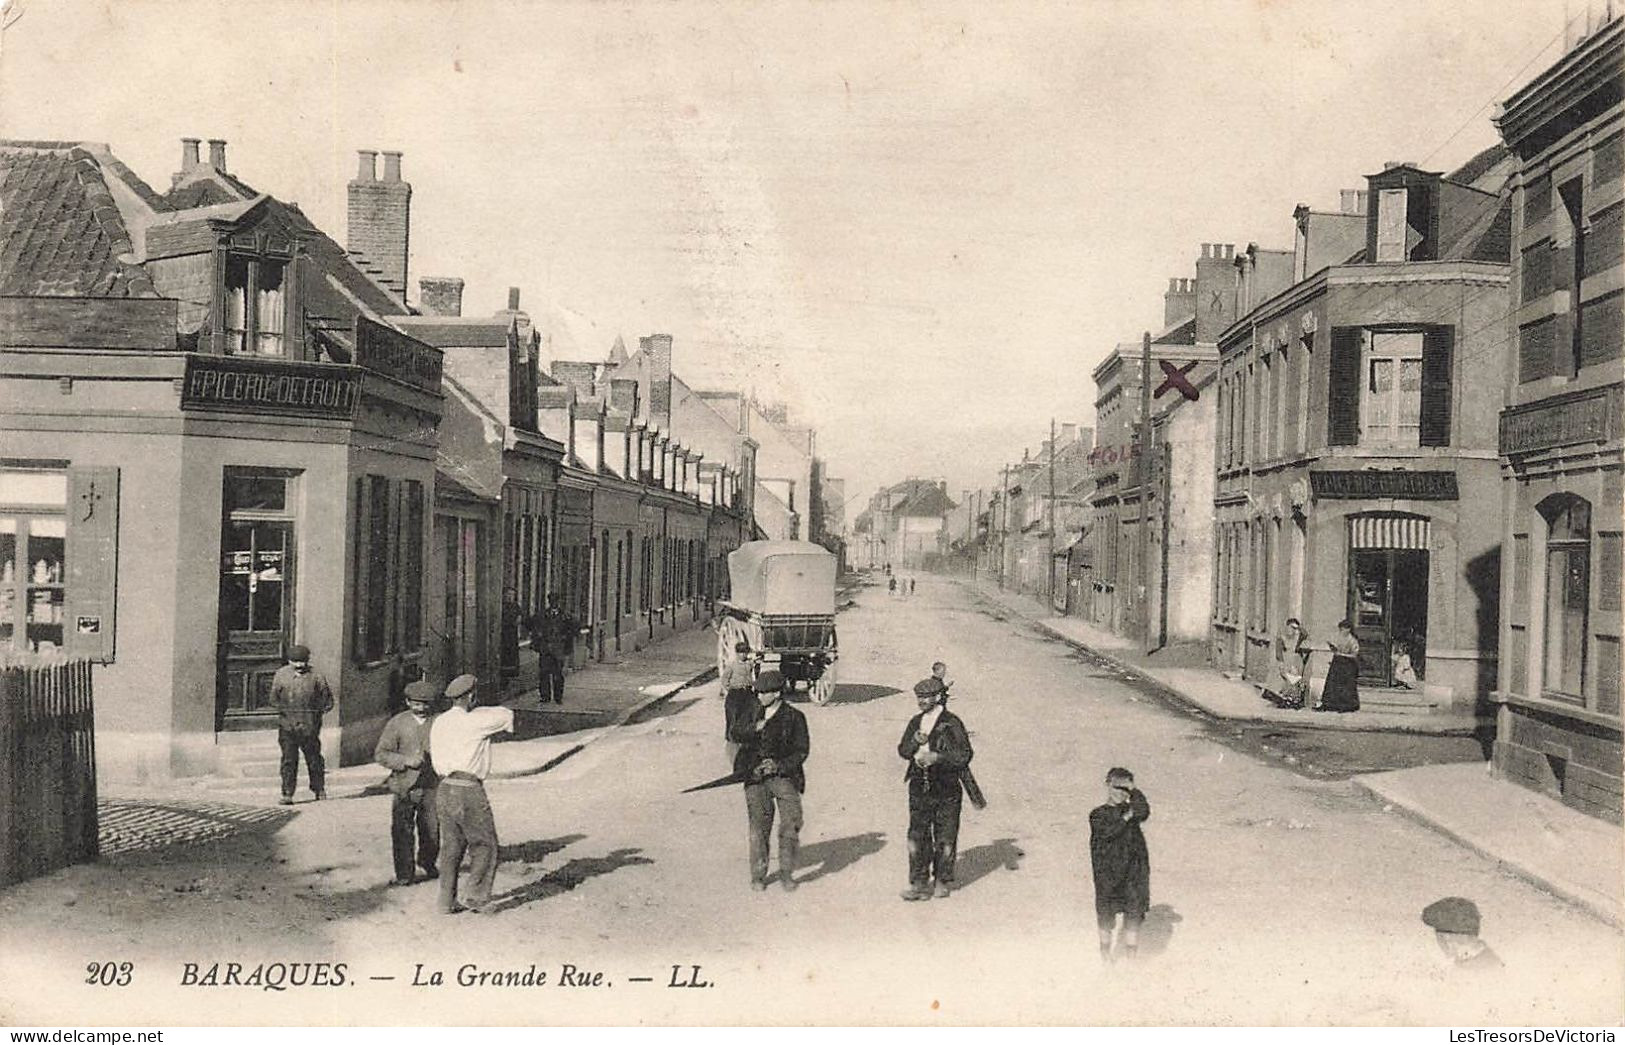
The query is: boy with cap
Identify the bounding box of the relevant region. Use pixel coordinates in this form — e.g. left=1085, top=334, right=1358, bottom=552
left=270, top=643, right=334, bottom=805
left=429, top=674, right=513, bottom=914
left=1089, top=767, right=1151, bottom=960
left=1422, top=896, right=1503, bottom=972
left=374, top=680, right=442, bottom=886
left=898, top=676, right=974, bottom=900
left=722, top=641, right=759, bottom=769
left=728, top=669, right=810, bottom=892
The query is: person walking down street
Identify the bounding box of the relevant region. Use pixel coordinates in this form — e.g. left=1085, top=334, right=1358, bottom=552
left=1422, top=896, right=1504, bottom=973
left=729, top=669, right=810, bottom=893
left=909, top=578, right=916, bottom=596
left=532, top=594, right=578, bottom=704
left=722, top=641, right=759, bottom=769
left=428, top=674, right=513, bottom=914
left=1090, top=767, right=1151, bottom=961
left=1317, top=619, right=1362, bottom=713
left=888, top=575, right=898, bottom=597
left=271, top=643, right=334, bottom=805
left=930, top=660, right=953, bottom=696
left=898, top=676, right=974, bottom=901
left=374, top=681, right=441, bottom=887
left=499, top=588, right=527, bottom=686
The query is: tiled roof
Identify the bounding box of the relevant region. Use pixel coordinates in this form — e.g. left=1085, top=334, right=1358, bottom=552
left=0, top=142, right=158, bottom=297
left=392, top=317, right=511, bottom=347
left=1446, top=144, right=1512, bottom=192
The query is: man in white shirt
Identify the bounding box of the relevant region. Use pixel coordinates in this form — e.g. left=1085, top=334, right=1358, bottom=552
left=428, top=674, right=513, bottom=914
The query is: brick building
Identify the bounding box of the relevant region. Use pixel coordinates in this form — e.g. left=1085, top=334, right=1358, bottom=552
left=1491, top=15, right=1623, bottom=821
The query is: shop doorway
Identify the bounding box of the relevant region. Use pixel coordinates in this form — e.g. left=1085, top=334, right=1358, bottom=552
left=217, top=472, right=297, bottom=729
left=1349, top=548, right=1428, bottom=686
left=440, top=516, right=483, bottom=679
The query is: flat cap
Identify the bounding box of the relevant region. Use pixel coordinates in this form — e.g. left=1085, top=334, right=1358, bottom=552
left=286, top=644, right=311, bottom=663
left=913, top=677, right=946, bottom=699
left=753, top=669, right=784, bottom=693
left=444, top=674, right=478, bottom=700
left=1422, top=896, right=1481, bottom=936
left=403, top=680, right=438, bottom=704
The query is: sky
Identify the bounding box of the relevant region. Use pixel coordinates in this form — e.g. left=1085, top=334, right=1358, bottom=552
left=0, top=0, right=1583, bottom=513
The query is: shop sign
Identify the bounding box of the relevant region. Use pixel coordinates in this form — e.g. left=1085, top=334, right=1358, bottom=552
left=1309, top=470, right=1459, bottom=500
left=182, top=355, right=360, bottom=420
left=1498, top=387, right=1619, bottom=456
left=355, top=315, right=443, bottom=394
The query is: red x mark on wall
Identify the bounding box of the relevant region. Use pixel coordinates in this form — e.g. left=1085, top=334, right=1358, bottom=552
left=1154, top=360, right=1200, bottom=402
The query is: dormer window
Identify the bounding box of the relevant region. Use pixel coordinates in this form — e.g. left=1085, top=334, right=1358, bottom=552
left=1375, top=188, right=1409, bottom=261
left=222, top=253, right=289, bottom=356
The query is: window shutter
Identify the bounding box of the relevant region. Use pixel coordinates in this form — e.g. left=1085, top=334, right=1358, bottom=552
left=1328, top=327, right=1362, bottom=446
left=64, top=467, right=119, bottom=662
left=1420, top=325, right=1454, bottom=447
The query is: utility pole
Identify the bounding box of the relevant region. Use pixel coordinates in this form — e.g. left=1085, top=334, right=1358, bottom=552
left=999, top=463, right=1010, bottom=591
left=1047, top=416, right=1057, bottom=609
left=1138, top=331, right=1153, bottom=654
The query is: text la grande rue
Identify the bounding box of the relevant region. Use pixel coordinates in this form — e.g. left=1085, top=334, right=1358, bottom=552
left=411, top=963, right=713, bottom=989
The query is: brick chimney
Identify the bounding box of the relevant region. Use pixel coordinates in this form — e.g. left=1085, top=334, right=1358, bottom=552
left=207, top=139, right=227, bottom=172
left=348, top=148, right=412, bottom=301
left=1163, top=276, right=1196, bottom=327
left=1193, top=242, right=1241, bottom=343
left=640, top=334, right=674, bottom=433
left=418, top=277, right=465, bottom=317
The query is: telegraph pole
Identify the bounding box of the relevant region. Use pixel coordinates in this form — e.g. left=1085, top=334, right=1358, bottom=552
left=999, top=463, right=1010, bottom=590
left=1138, top=331, right=1153, bottom=654
left=1047, top=416, right=1057, bottom=608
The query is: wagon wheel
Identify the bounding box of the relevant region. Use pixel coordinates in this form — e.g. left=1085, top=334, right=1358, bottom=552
left=716, top=620, right=740, bottom=694
left=810, top=668, right=836, bottom=706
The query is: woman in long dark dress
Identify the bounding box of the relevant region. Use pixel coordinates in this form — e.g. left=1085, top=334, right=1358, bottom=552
left=1318, top=618, right=1362, bottom=712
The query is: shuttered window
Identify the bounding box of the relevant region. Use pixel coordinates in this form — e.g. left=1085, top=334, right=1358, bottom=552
left=1519, top=318, right=1557, bottom=383
left=1328, top=327, right=1362, bottom=446
left=0, top=467, right=118, bottom=662
left=1420, top=326, right=1454, bottom=447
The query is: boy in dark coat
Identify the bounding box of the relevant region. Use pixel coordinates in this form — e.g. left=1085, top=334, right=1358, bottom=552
left=1089, top=767, right=1151, bottom=960
left=898, top=676, right=974, bottom=900
left=729, top=669, right=810, bottom=892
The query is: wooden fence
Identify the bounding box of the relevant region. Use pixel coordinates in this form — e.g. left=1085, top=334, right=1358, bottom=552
left=0, top=659, right=98, bottom=887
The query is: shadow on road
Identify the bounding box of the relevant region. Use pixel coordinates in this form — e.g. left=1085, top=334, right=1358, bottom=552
left=487, top=846, right=654, bottom=913
left=953, top=837, right=1024, bottom=889
left=797, top=831, right=887, bottom=882
left=499, top=833, right=588, bottom=866
left=1139, top=903, right=1182, bottom=957
left=831, top=684, right=904, bottom=705
left=99, top=798, right=299, bottom=860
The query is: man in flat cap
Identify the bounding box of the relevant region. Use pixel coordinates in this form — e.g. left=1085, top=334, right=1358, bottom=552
left=1422, top=896, right=1503, bottom=972
left=374, top=680, right=442, bottom=886
left=898, top=676, right=974, bottom=901
left=722, top=640, right=759, bottom=770
left=271, top=643, right=334, bottom=805
left=728, top=669, right=810, bottom=892
left=428, top=674, right=513, bottom=914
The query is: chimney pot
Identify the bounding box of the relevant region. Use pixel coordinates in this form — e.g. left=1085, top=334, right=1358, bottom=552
left=382, top=150, right=402, bottom=182
left=181, top=138, right=201, bottom=170
left=1223, top=243, right=1235, bottom=258
left=507, top=287, right=521, bottom=311
left=207, top=139, right=227, bottom=172
left=1356, top=190, right=1369, bottom=214
left=356, top=149, right=377, bottom=181
left=1201, top=243, right=1210, bottom=258
left=1168, top=278, right=1179, bottom=292
left=1383, top=160, right=1411, bottom=170
left=1340, top=189, right=1357, bottom=213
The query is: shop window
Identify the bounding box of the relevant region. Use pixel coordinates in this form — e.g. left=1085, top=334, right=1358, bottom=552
left=222, top=255, right=289, bottom=356
left=1542, top=496, right=1591, bottom=701
left=0, top=466, right=118, bottom=660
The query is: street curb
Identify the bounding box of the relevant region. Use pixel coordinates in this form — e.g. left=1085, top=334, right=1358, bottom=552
left=488, top=663, right=719, bottom=781
left=963, top=583, right=1480, bottom=738
left=1350, top=775, right=1624, bottom=928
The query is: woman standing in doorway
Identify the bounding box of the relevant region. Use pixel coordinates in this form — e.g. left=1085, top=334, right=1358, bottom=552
left=1317, top=618, right=1362, bottom=713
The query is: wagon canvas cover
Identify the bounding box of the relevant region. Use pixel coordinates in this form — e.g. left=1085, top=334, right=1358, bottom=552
left=726, top=541, right=836, bottom=616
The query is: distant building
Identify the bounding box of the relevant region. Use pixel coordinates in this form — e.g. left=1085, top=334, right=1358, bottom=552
left=855, top=479, right=957, bottom=569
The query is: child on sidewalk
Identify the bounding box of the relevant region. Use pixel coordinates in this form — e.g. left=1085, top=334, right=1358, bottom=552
left=1089, top=767, right=1151, bottom=961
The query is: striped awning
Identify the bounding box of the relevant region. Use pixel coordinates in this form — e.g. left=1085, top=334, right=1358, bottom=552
left=1350, top=515, right=1431, bottom=550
